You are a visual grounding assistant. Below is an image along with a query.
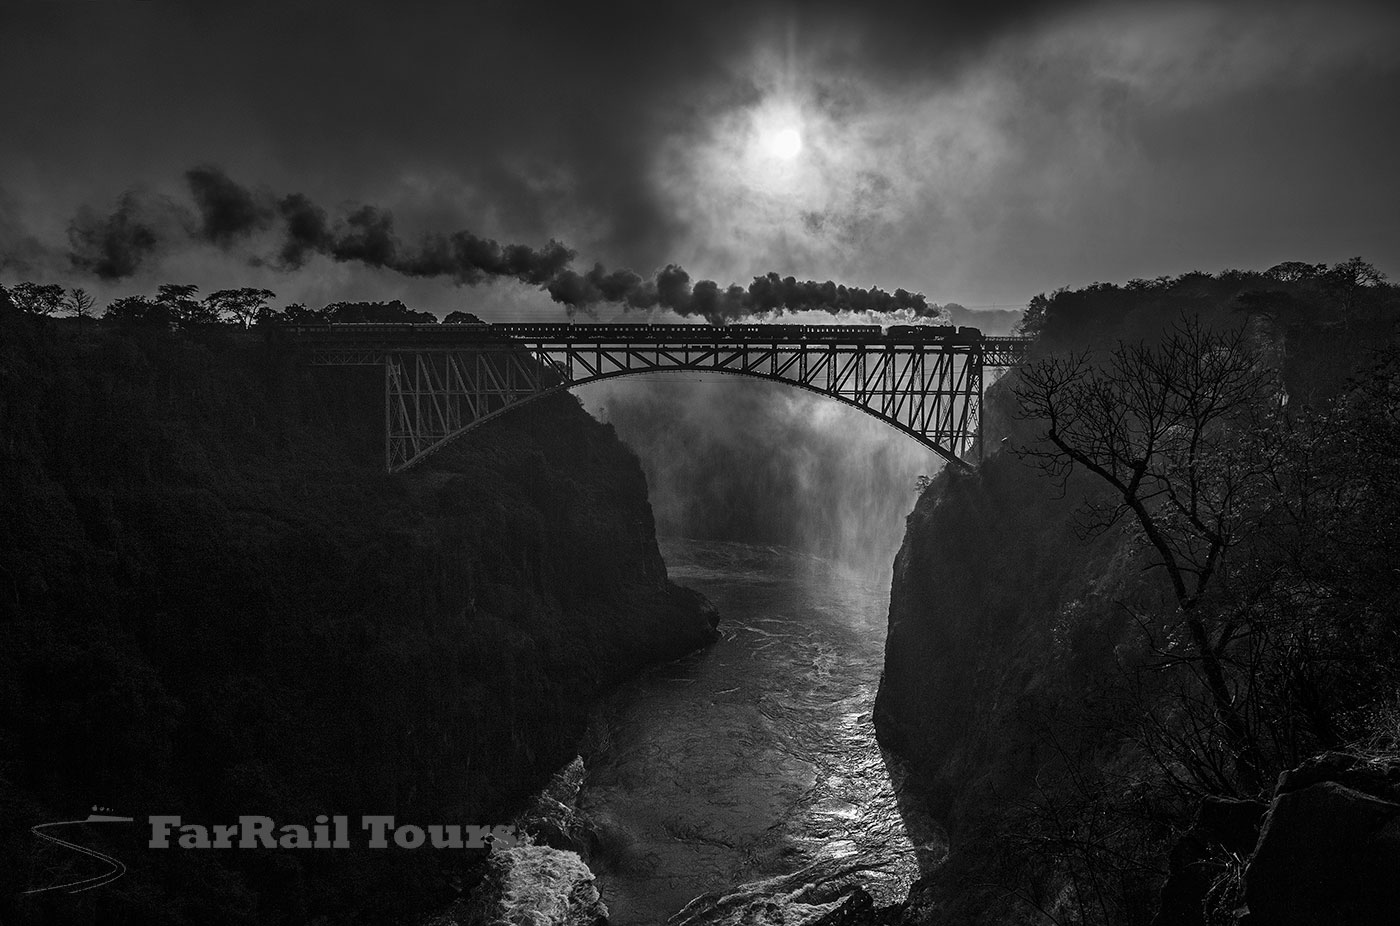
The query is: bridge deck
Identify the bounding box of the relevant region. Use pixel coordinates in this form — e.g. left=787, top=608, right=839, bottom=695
left=285, top=321, right=1028, bottom=356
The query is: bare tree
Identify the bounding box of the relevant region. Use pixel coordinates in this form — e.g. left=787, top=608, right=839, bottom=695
left=1014, top=317, right=1281, bottom=792
left=66, top=287, right=96, bottom=323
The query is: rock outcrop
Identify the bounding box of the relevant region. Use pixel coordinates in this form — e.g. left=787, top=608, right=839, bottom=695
left=1242, top=754, right=1400, bottom=926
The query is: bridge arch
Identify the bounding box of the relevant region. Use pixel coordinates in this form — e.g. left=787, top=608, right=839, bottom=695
left=433, top=366, right=971, bottom=471
left=291, top=323, right=1030, bottom=473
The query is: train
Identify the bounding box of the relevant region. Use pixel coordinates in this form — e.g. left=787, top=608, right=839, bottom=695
left=284, top=321, right=984, bottom=342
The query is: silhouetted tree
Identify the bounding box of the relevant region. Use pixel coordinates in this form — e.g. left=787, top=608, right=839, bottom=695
left=1323, top=257, right=1387, bottom=326
left=66, top=287, right=96, bottom=322
left=1265, top=261, right=1326, bottom=283
left=156, top=283, right=220, bottom=326
left=277, top=302, right=327, bottom=323
left=206, top=287, right=275, bottom=327
left=9, top=282, right=64, bottom=315
left=443, top=310, right=484, bottom=324
left=1326, top=256, right=1386, bottom=290
left=103, top=294, right=166, bottom=326
left=323, top=299, right=435, bottom=323
left=1017, top=291, right=1054, bottom=337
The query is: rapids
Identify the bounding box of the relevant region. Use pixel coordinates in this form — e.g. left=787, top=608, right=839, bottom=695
left=577, top=539, right=943, bottom=924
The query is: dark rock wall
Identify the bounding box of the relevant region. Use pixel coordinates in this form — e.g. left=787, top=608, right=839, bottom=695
left=0, top=313, right=715, bottom=924
left=873, top=406, right=1170, bottom=923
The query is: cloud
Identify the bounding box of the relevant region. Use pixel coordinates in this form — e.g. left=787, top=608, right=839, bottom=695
left=4, top=0, right=1399, bottom=307
left=1033, top=2, right=1400, bottom=108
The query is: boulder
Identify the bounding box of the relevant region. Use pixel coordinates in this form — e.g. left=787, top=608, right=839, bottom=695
left=1242, top=754, right=1400, bottom=925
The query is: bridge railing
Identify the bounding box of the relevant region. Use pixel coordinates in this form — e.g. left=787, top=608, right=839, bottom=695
left=282, top=321, right=1016, bottom=349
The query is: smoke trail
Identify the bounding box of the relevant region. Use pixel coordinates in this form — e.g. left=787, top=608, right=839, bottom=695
left=187, top=165, right=275, bottom=246
left=68, top=190, right=181, bottom=280
left=64, top=166, right=936, bottom=322
left=0, top=188, right=49, bottom=276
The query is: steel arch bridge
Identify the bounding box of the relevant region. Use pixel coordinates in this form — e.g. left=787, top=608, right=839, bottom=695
left=286, top=322, right=1031, bottom=473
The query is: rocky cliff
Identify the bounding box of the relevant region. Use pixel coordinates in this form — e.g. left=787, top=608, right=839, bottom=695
left=0, top=309, right=717, bottom=924
left=874, top=266, right=1400, bottom=925
left=875, top=419, right=1167, bottom=924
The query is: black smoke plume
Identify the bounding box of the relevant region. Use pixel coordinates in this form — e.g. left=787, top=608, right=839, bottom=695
left=546, top=264, right=934, bottom=322
left=66, top=166, right=935, bottom=322
left=67, top=190, right=178, bottom=281
left=187, top=165, right=275, bottom=245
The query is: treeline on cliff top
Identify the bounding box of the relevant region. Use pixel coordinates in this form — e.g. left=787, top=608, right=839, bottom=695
left=0, top=290, right=713, bottom=924
left=880, top=257, right=1400, bottom=925
left=0, top=280, right=478, bottom=327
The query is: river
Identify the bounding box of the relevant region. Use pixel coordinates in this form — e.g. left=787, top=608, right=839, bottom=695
left=576, top=538, right=943, bottom=925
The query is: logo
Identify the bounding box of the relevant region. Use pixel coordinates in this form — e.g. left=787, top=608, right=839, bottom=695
left=147, top=816, right=524, bottom=850
left=21, top=808, right=524, bottom=896
left=23, top=806, right=134, bottom=895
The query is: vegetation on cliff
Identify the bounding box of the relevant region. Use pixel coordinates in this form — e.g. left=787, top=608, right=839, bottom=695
left=876, top=261, right=1400, bottom=925
left=0, top=293, right=716, bottom=924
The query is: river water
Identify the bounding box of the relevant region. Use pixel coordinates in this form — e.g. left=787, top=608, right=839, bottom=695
left=577, top=538, right=943, bottom=925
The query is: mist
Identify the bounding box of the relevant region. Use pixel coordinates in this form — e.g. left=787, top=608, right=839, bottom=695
left=579, top=374, right=936, bottom=579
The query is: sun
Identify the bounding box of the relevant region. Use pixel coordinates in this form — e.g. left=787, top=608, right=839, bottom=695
left=729, top=97, right=816, bottom=191
left=761, top=125, right=804, bottom=160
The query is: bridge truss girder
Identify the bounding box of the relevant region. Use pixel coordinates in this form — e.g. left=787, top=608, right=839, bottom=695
left=307, top=337, right=1023, bottom=473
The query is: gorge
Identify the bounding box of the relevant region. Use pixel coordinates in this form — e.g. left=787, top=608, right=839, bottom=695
left=5, top=261, right=1400, bottom=926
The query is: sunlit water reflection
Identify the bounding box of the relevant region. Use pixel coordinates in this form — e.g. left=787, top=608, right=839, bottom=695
left=578, top=539, right=936, bottom=924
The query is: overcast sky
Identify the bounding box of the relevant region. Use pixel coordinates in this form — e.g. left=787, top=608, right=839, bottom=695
left=2, top=1, right=1397, bottom=318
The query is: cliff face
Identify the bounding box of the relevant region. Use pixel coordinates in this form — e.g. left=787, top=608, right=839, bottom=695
left=0, top=312, right=716, bottom=924
left=874, top=268, right=1400, bottom=925
left=874, top=420, right=1170, bottom=923
left=877, top=440, right=1145, bottom=814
